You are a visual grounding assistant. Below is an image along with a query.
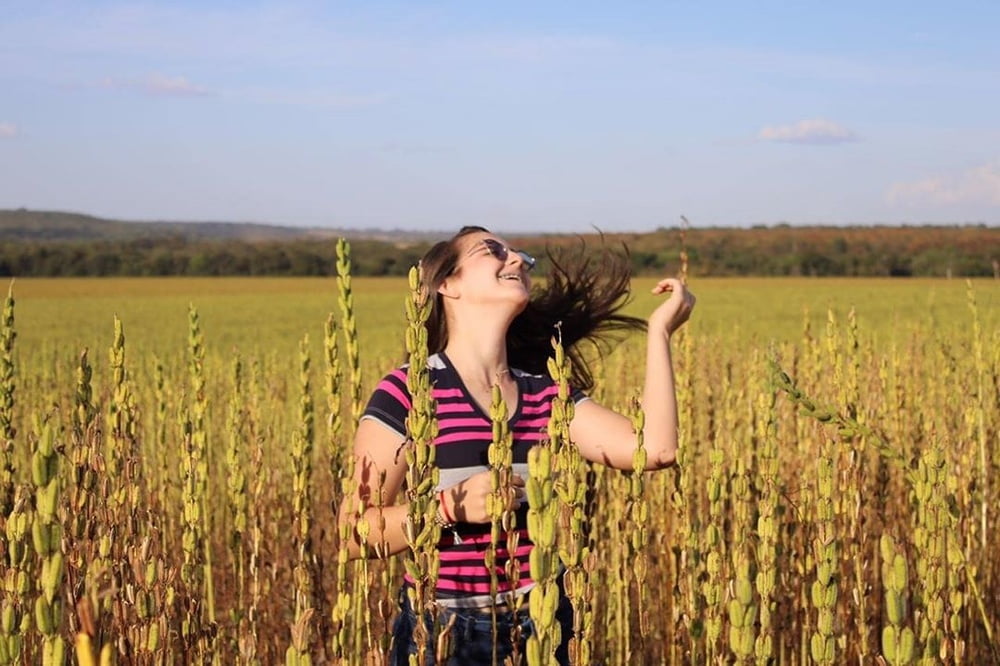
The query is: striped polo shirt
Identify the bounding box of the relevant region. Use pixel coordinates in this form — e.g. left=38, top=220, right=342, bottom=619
left=360, top=351, right=587, bottom=608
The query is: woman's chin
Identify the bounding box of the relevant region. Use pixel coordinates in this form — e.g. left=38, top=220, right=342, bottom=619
left=511, top=292, right=530, bottom=313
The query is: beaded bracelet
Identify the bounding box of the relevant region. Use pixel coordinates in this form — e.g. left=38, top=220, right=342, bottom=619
left=435, top=490, right=462, bottom=544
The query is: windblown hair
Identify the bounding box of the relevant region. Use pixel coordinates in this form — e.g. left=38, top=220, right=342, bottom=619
left=419, top=226, right=645, bottom=392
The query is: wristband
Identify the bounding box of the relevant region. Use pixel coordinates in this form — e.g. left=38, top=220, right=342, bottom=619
left=438, top=490, right=456, bottom=524
left=435, top=491, right=463, bottom=545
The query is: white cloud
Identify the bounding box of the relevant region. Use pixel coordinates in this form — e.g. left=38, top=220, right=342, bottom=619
left=757, top=118, right=859, bottom=145
left=886, top=162, right=1000, bottom=207
left=100, top=73, right=211, bottom=97
left=0, top=122, right=16, bottom=137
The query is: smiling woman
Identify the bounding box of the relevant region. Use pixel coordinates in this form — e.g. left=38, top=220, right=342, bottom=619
left=337, top=225, right=696, bottom=664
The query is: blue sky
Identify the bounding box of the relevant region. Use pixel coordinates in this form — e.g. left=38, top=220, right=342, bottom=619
left=2, top=1, right=999, bottom=231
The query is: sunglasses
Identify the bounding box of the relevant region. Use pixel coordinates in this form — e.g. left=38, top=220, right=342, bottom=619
left=468, top=238, right=537, bottom=272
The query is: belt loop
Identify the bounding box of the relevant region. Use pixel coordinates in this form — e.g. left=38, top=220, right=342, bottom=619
left=461, top=611, right=473, bottom=641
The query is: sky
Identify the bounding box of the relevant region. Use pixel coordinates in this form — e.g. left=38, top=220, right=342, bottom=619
left=2, top=1, right=1000, bottom=232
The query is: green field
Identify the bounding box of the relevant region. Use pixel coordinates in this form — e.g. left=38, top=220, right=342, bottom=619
left=17, top=276, right=996, bottom=372
left=2, top=274, right=997, bottom=664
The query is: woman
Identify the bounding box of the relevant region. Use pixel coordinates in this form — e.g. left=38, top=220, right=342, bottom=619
left=338, top=226, right=695, bottom=664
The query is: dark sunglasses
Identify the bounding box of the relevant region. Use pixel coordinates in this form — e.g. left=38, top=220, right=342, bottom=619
left=471, top=238, right=537, bottom=271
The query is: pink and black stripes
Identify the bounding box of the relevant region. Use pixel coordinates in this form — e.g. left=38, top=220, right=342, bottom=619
left=360, top=352, right=587, bottom=605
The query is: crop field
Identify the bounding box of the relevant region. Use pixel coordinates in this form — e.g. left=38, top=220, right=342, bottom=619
left=0, top=255, right=997, bottom=664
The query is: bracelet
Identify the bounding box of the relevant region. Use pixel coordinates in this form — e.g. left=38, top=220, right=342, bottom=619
left=435, top=491, right=463, bottom=545
left=440, top=490, right=455, bottom=523
left=435, top=491, right=455, bottom=527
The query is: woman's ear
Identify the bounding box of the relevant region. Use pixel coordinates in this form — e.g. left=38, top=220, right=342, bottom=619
left=437, top=275, right=460, bottom=300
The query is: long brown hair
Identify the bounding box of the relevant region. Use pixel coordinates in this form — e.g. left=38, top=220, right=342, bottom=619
left=419, top=226, right=645, bottom=392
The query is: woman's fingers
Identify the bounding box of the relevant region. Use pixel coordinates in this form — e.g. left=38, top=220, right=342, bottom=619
left=450, top=473, right=530, bottom=519
left=657, top=279, right=694, bottom=307
left=651, top=277, right=683, bottom=295
left=648, top=277, right=696, bottom=334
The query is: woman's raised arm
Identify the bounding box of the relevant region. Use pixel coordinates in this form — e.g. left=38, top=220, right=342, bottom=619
left=569, top=277, right=695, bottom=471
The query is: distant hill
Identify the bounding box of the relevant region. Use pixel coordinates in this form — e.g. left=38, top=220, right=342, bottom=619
left=0, top=209, right=996, bottom=278
left=0, top=209, right=447, bottom=243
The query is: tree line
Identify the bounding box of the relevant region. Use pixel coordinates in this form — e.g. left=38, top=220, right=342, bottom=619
left=0, top=225, right=996, bottom=278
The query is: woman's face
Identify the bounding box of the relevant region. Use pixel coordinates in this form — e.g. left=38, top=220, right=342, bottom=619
left=447, top=231, right=533, bottom=310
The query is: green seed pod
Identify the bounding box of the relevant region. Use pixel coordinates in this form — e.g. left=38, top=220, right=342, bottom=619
left=40, top=482, right=59, bottom=521
left=414, top=476, right=433, bottom=495
left=7, top=540, right=22, bottom=567
left=34, top=597, right=51, bottom=635
left=810, top=580, right=824, bottom=608
left=736, top=578, right=754, bottom=607
left=535, top=446, right=551, bottom=477
left=898, top=627, right=915, bottom=663
left=746, top=603, right=759, bottom=627
left=43, top=551, right=63, bottom=599
left=817, top=611, right=833, bottom=637
left=1, top=603, right=14, bottom=633
left=145, top=560, right=157, bottom=585
left=882, top=625, right=897, bottom=663
left=543, top=582, right=559, bottom=618
left=31, top=453, right=46, bottom=486
left=817, top=561, right=833, bottom=586
left=758, top=569, right=775, bottom=591
left=38, top=422, right=54, bottom=456
left=728, top=599, right=745, bottom=627
left=878, top=534, right=896, bottom=562
left=48, top=636, right=65, bottom=665
left=530, top=547, right=549, bottom=579
left=526, top=636, right=540, bottom=666
left=526, top=477, right=542, bottom=507
left=809, top=634, right=827, bottom=662
left=728, top=627, right=741, bottom=655
left=31, top=519, right=48, bottom=555
left=529, top=583, right=544, bottom=620
left=892, top=554, right=908, bottom=590
left=887, top=589, right=904, bottom=626
left=825, top=582, right=838, bottom=607
left=147, top=620, right=160, bottom=652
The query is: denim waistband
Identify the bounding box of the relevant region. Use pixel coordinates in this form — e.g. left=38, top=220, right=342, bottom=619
left=397, top=586, right=533, bottom=635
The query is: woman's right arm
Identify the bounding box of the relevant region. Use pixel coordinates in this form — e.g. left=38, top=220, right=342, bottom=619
left=337, top=419, right=525, bottom=559
left=336, top=418, right=413, bottom=559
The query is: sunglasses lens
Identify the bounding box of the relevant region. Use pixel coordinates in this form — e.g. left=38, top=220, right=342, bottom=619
left=481, top=239, right=534, bottom=271
left=482, top=239, right=506, bottom=260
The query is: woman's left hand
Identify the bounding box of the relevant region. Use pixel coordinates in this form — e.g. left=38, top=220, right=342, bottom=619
left=648, top=277, right=695, bottom=337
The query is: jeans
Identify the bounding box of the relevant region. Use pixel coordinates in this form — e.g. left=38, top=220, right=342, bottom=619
left=390, top=585, right=574, bottom=665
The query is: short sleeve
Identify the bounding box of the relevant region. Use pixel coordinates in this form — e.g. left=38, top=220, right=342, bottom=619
left=570, top=385, right=589, bottom=405
left=360, top=367, right=411, bottom=437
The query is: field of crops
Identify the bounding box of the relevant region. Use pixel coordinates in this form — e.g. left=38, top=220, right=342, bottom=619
left=0, top=249, right=997, bottom=664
